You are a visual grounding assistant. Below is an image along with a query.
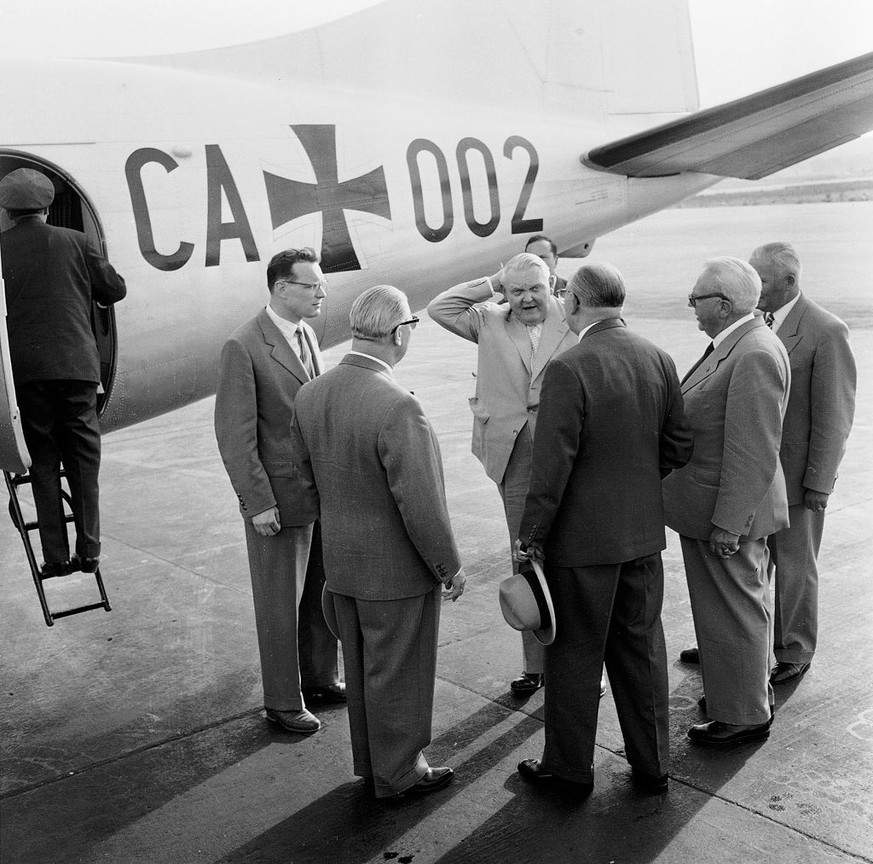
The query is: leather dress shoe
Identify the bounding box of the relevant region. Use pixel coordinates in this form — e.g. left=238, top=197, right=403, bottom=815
left=403, top=766, right=454, bottom=796
left=770, top=661, right=811, bottom=685
left=631, top=769, right=669, bottom=795
left=517, top=759, right=593, bottom=797
left=69, top=554, right=100, bottom=573
left=510, top=672, right=544, bottom=695
left=302, top=682, right=347, bottom=704
left=687, top=719, right=771, bottom=747
left=679, top=646, right=700, bottom=664
left=40, top=559, right=71, bottom=578
left=265, top=707, right=321, bottom=733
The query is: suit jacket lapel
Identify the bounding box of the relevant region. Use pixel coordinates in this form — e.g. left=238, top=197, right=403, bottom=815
left=682, top=317, right=764, bottom=394
left=257, top=309, right=309, bottom=385
left=777, top=294, right=806, bottom=355
left=531, top=309, right=570, bottom=380
left=505, top=313, right=533, bottom=374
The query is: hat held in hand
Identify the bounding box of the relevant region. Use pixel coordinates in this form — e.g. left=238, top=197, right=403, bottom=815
left=498, top=559, right=555, bottom=645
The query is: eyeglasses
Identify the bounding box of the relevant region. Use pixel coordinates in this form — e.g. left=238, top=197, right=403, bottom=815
left=283, top=279, right=328, bottom=292
left=688, top=292, right=729, bottom=307
left=390, top=316, right=420, bottom=334
left=555, top=288, right=569, bottom=298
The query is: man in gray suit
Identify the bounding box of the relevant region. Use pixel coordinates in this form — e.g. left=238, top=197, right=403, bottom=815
left=428, top=253, right=576, bottom=696
left=215, top=248, right=341, bottom=735
left=292, top=285, right=465, bottom=799
left=750, top=242, right=856, bottom=684
left=664, top=258, right=790, bottom=748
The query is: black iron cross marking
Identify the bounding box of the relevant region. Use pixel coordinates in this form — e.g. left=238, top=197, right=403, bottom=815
left=264, top=124, right=392, bottom=273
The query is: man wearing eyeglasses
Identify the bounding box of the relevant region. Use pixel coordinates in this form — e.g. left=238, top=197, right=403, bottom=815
left=214, top=247, right=341, bottom=735
left=663, top=257, right=790, bottom=748
left=291, top=285, right=465, bottom=799
left=428, top=253, right=577, bottom=697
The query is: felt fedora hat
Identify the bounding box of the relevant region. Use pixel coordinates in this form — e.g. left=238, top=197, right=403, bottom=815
left=321, top=584, right=341, bottom=641
left=498, top=560, right=555, bottom=646
left=0, top=168, right=55, bottom=210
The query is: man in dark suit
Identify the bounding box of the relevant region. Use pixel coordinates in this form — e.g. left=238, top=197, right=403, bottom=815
left=525, top=234, right=566, bottom=296
left=214, top=248, right=341, bottom=735
left=428, top=252, right=577, bottom=696
left=664, top=258, right=790, bottom=748
left=0, top=167, right=126, bottom=576
left=750, top=242, right=856, bottom=684
left=291, top=285, right=465, bottom=799
left=514, top=263, right=692, bottom=797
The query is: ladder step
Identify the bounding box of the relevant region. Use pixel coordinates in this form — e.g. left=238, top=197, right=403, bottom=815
left=50, top=600, right=112, bottom=622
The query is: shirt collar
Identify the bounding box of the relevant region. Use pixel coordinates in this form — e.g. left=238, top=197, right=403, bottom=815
left=265, top=304, right=303, bottom=341
left=347, top=349, right=394, bottom=376
left=770, top=293, right=801, bottom=332
left=712, top=312, right=755, bottom=348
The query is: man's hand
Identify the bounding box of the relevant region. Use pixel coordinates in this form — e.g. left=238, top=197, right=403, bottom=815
left=803, top=489, right=830, bottom=512
left=514, top=539, right=544, bottom=563
left=252, top=506, right=281, bottom=537
left=489, top=270, right=504, bottom=295
left=709, top=527, right=740, bottom=559
left=444, top=568, right=466, bottom=602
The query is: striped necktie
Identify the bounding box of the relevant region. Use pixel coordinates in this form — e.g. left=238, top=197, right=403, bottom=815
left=764, top=311, right=775, bottom=328
left=296, top=328, right=315, bottom=378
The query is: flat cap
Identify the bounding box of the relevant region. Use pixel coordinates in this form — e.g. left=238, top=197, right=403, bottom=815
left=0, top=168, right=55, bottom=210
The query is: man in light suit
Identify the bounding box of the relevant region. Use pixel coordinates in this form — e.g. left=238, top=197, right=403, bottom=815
left=428, top=253, right=577, bottom=696
left=663, top=257, right=790, bottom=748
left=215, top=248, right=341, bottom=735
left=291, top=285, right=465, bottom=799
left=750, top=242, right=856, bottom=684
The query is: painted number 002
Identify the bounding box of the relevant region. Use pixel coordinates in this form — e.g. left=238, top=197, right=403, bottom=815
left=407, top=136, right=543, bottom=243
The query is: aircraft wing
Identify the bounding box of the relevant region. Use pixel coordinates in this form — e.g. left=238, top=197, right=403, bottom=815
left=585, top=51, right=873, bottom=180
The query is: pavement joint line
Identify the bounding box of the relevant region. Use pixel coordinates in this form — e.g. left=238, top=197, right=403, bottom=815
left=0, top=707, right=259, bottom=803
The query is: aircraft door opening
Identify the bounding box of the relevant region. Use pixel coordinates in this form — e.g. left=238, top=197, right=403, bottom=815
left=0, top=152, right=118, bottom=419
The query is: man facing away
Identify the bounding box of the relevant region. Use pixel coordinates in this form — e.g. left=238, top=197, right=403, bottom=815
left=750, top=242, right=856, bottom=685
left=514, top=263, right=693, bottom=797
left=664, top=258, right=790, bottom=748
left=291, top=285, right=465, bottom=799
left=427, top=252, right=577, bottom=697
left=0, top=167, right=126, bottom=577
left=214, top=248, right=341, bottom=735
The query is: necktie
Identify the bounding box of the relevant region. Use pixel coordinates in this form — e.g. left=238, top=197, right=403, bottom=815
left=527, top=325, right=542, bottom=357
left=682, top=342, right=714, bottom=384
left=296, top=328, right=315, bottom=378
left=764, top=311, right=775, bottom=328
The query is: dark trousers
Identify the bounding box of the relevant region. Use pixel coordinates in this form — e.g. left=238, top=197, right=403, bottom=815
left=542, top=553, right=669, bottom=783
left=330, top=586, right=440, bottom=797
left=17, top=379, right=101, bottom=563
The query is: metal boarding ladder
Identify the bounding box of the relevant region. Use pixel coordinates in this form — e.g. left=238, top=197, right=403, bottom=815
left=4, top=469, right=111, bottom=627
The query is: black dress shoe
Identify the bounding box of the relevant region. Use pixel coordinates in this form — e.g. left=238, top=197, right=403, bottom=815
left=40, top=559, right=71, bottom=578
left=510, top=672, right=544, bottom=696
left=687, top=719, right=771, bottom=747
left=302, top=682, right=347, bottom=703
left=517, top=759, right=593, bottom=797
left=679, top=646, right=700, bottom=664
left=69, top=555, right=100, bottom=574
left=404, top=767, right=454, bottom=796
left=631, top=769, right=669, bottom=795
left=770, top=661, right=811, bottom=685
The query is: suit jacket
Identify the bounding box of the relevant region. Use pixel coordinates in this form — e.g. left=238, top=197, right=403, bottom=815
left=776, top=293, right=856, bottom=504
left=427, top=277, right=577, bottom=485
left=663, top=317, right=790, bottom=541
left=290, top=353, right=462, bottom=601
left=518, top=319, right=693, bottom=567
left=214, top=308, right=322, bottom=526
left=1, top=217, right=126, bottom=383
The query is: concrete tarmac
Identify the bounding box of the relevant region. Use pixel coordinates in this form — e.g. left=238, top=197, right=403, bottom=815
left=1, top=202, right=872, bottom=863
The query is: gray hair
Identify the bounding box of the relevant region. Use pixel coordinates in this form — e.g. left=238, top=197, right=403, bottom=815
left=350, top=285, right=410, bottom=339
left=503, top=252, right=550, bottom=281
left=699, top=257, right=761, bottom=314
left=569, top=262, right=625, bottom=308
left=752, top=242, right=801, bottom=279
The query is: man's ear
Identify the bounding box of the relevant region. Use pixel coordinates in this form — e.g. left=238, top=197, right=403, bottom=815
left=394, top=329, right=403, bottom=347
